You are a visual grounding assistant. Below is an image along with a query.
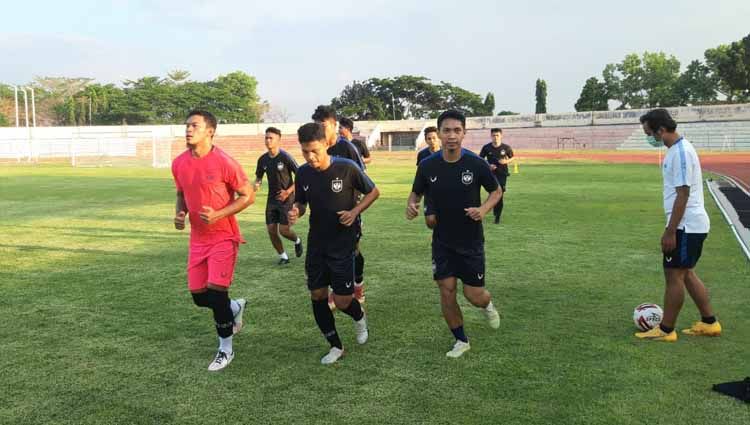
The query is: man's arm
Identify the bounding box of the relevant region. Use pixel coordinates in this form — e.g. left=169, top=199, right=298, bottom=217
left=199, top=182, right=255, bottom=225
left=662, top=186, right=689, bottom=253
left=406, top=191, right=423, bottom=220
left=338, top=188, right=380, bottom=226
left=174, top=190, right=188, bottom=230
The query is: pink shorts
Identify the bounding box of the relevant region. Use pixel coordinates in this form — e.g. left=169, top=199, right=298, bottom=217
left=187, top=240, right=238, bottom=291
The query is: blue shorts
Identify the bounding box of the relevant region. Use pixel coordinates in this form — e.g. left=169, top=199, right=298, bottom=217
left=663, top=230, right=707, bottom=269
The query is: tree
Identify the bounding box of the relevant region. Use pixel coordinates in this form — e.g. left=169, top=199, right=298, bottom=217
left=497, top=110, right=519, bottom=116
left=641, top=51, right=681, bottom=107
left=705, top=34, right=750, bottom=102
left=331, top=75, right=491, bottom=120
left=167, top=69, right=191, bottom=84
left=675, top=60, right=718, bottom=105
left=535, top=79, right=547, bottom=114
left=574, top=77, right=608, bottom=111
left=482, top=92, right=495, bottom=116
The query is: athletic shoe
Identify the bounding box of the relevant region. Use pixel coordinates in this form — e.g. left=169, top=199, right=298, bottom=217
left=635, top=327, right=677, bottom=342
left=354, top=315, right=368, bottom=345
left=328, top=293, right=336, bottom=311
left=208, top=350, right=234, bottom=372
left=484, top=304, right=500, bottom=329
left=446, top=340, right=471, bottom=358
left=232, top=298, right=247, bottom=335
left=682, top=320, right=722, bottom=336
left=320, top=347, right=344, bottom=365
left=354, top=283, right=365, bottom=304
left=278, top=258, right=290, bottom=265
left=295, top=241, right=304, bottom=258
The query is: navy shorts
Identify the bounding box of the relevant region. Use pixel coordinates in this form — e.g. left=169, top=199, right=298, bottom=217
left=265, top=200, right=292, bottom=225
left=496, top=174, right=507, bottom=192
left=432, top=240, right=485, bottom=287
left=663, top=230, right=707, bottom=269
left=305, top=249, right=356, bottom=295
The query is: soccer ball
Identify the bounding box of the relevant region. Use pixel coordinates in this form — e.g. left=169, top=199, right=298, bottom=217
left=633, top=303, right=663, bottom=331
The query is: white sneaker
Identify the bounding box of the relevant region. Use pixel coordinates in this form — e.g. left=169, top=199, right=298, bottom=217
left=208, top=350, right=234, bottom=371
left=320, top=347, right=345, bottom=365
left=484, top=304, right=500, bottom=329
left=233, top=298, right=247, bottom=335
left=446, top=340, right=471, bottom=358
left=354, top=315, right=368, bottom=345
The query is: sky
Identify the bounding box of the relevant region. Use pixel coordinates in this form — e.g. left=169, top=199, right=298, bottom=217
left=1, top=0, right=748, bottom=121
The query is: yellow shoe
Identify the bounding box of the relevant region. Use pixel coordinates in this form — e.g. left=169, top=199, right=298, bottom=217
left=635, top=326, right=678, bottom=342
left=682, top=320, right=722, bottom=336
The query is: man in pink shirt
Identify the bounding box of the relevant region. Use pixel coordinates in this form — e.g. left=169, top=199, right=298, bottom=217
left=172, top=110, right=255, bottom=371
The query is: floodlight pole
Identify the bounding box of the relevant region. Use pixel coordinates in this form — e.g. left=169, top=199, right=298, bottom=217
left=25, top=86, right=36, bottom=127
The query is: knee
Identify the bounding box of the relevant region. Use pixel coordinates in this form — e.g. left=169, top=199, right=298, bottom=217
left=266, top=224, right=278, bottom=235
left=191, top=291, right=211, bottom=307
left=333, top=295, right=352, bottom=310
left=310, top=288, right=328, bottom=302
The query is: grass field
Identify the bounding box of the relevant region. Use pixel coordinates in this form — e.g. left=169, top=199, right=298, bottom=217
left=1, top=158, right=749, bottom=425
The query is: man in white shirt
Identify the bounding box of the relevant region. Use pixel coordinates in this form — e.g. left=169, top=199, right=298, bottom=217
left=635, top=108, right=721, bottom=342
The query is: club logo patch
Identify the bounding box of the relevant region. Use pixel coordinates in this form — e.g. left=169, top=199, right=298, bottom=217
left=331, top=178, right=343, bottom=193
left=461, top=170, right=474, bottom=185
left=500, top=150, right=506, bottom=156
left=277, top=162, right=284, bottom=171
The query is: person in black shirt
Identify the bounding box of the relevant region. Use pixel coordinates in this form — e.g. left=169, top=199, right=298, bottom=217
left=312, top=105, right=368, bottom=307
left=339, top=117, right=372, bottom=167
left=479, top=128, right=514, bottom=224
left=288, top=122, right=380, bottom=365
left=416, top=126, right=441, bottom=229
left=406, top=110, right=502, bottom=359
left=254, top=127, right=303, bottom=264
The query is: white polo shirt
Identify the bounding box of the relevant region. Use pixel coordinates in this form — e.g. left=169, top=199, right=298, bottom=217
left=662, top=137, right=710, bottom=233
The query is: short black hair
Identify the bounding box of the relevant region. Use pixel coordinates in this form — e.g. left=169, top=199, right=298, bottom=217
left=311, top=105, right=337, bottom=122
left=640, top=108, right=677, bottom=133
left=265, top=126, right=281, bottom=137
left=339, top=117, right=354, bottom=131
left=437, top=109, right=466, bottom=129
left=491, top=128, right=503, bottom=134
left=187, top=110, right=217, bottom=131
left=424, top=126, right=438, bottom=136
left=297, top=122, right=326, bottom=144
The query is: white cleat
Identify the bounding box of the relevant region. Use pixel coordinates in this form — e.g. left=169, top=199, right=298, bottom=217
left=208, top=350, right=234, bottom=372
left=233, top=298, right=247, bottom=335
left=354, top=315, right=369, bottom=345
left=320, top=347, right=345, bottom=365
left=446, top=340, right=471, bottom=358
left=484, top=304, right=500, bottom=329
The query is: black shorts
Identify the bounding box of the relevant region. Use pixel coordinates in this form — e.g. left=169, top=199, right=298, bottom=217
left=663, top=230, right=707, bottom=269
left=305, top=249, right=355, bottom=295
left=265, top=200, right=292, bottom=225
left=496, top=174, right=508, bottom=192
left=432, top=239, right=485, bottom=287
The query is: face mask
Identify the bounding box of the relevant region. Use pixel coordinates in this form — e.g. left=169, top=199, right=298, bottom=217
left=646, top=135, right=661, bottom=148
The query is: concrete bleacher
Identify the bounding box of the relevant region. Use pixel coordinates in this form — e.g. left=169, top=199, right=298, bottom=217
left=461, top=125, right=641, bottom=151
left=618, top=121, right=750, bottom=150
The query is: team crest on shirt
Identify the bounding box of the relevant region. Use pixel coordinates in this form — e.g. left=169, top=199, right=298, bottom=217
left=277, top=162, right=284, bottom=171
left=331, top=178, right=343, bottom=193
left=500, top=150, right=506, bottom=156
left=461, top=170, right=474, bottom=185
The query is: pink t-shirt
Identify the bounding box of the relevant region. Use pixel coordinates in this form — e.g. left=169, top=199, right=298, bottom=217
left=171, top=146, right=248, bottom=246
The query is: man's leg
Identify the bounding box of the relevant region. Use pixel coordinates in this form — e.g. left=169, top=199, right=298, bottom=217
left=661, top=268, right=687, bottom=331
left=438, top=277, right=471, bottom=358
left=354, top=244, right=365, bottom=303
left=684, top=269, right=714, bottom=318
left=493, top=181, right=506, bottom=223
left=279, top=224, right=303, bottom=258
left=460, top=250, right=500, bottom=329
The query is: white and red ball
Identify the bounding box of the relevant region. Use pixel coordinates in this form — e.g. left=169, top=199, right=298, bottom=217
left=633, top=303, right=663, bottom=331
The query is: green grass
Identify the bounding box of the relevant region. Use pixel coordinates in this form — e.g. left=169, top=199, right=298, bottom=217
left=1, top=161, right=748, bottom=425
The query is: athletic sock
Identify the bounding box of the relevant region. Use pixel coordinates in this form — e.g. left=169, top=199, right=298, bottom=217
left=485, top=301, right=496, bottom=312
left=230, top=299, right=240, bottom=316
left=659, top=324, right=674, bottom=334
left=219, top=336, right=233, bottom=354
left=207, top=289, right=234, bottom=339
left=451, top=326, right=468, bottom=343
left=295, top=237, right=301, bottom=245
left=279, top=252, right=289, bottom=260
left=341, top=298, right=364, bottom=322
left=312, top=299, right=342, bottom=349
left=701, top=315, right=716, bottom=324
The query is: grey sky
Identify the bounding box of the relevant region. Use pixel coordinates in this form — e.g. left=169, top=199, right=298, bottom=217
left=1, top=0, right=748, bottom=121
